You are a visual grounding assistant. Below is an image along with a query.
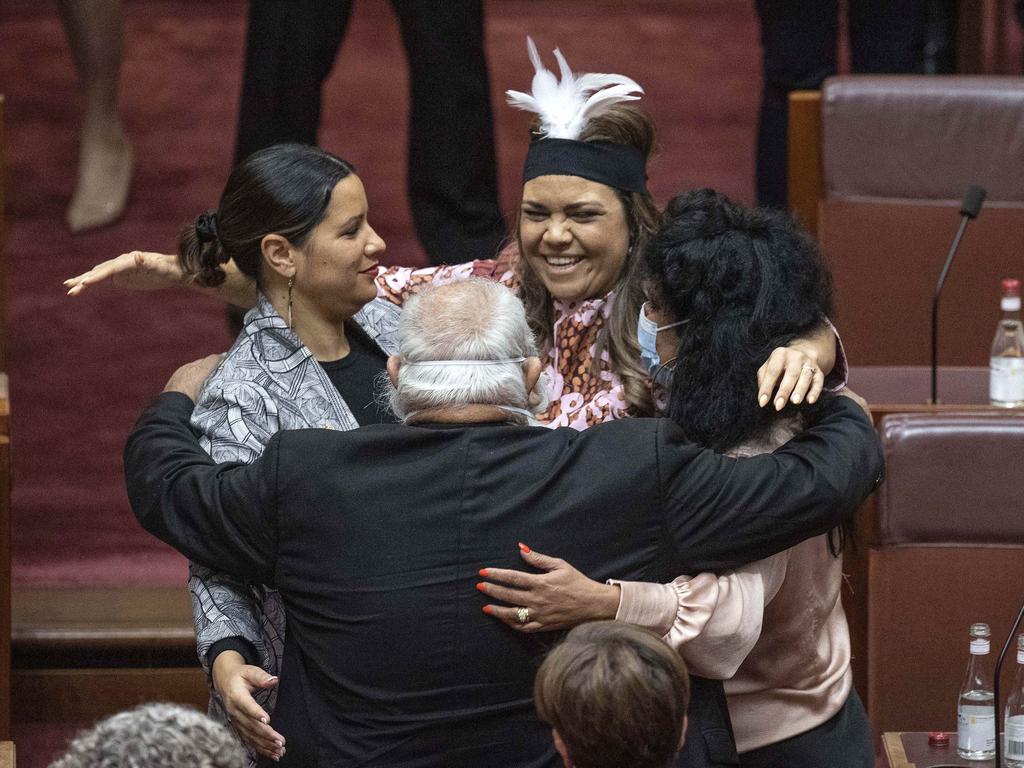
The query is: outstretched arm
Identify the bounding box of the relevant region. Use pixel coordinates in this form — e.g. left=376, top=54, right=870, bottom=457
left=65, top=250, right=259, bottom=308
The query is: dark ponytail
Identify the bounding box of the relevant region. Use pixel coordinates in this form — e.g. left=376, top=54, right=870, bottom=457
left=178, top=143, right=355, bottom=287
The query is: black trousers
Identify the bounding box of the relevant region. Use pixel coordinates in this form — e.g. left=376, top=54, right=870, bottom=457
left=234, top=0, right=506, bottom=267
left=739, top=689, right=874, bottom=768
left=754, top=0, right=927, bottom=208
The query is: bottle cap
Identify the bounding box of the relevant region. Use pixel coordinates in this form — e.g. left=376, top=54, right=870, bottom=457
left=970, top=622, right=991, bottom=637
left=928, top=731, right=950, bottom=747
left=1003, top=278, right=1021, bottom=298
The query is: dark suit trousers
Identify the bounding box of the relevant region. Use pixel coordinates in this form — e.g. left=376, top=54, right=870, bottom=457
left=754, top=0, right=927, bottom=208
left=234, top=0, right=506, bottom=266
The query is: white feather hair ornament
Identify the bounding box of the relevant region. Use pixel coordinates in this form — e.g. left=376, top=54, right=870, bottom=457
left=505, top=37, right=644, bottom=141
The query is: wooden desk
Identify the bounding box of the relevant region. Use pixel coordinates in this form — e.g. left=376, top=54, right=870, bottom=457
left=849, top=366, right=990, bottom=408
left=882, top=732, right=994, bottom=768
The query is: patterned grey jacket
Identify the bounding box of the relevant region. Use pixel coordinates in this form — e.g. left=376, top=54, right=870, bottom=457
left=188, top=294, right=400, bottom=732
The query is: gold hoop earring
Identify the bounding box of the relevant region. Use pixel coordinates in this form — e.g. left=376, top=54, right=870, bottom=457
left=287, top=277, right=294, bottom=330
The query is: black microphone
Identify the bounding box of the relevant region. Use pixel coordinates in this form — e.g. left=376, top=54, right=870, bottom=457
left=994, top=599, right=1024, bottom=768
left=931, top=185, right=986, bottom=404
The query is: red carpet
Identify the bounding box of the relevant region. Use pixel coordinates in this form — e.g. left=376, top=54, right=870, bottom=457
left=0, top=0, right=761, bottom=586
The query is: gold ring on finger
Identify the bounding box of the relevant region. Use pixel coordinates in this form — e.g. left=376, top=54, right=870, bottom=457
left=516, top=606, right=530, bottom=625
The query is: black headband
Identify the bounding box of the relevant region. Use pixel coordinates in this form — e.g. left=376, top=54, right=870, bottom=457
left=522, top=138, right=648, bottom=194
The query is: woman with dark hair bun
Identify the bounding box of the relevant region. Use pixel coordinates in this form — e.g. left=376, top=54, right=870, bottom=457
left=160, top=142, right=403, bottom=765
left=482, top=190, right=870, bottom=767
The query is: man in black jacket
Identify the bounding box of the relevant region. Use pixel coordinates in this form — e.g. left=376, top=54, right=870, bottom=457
left=126, top=279, right=882, bottom=768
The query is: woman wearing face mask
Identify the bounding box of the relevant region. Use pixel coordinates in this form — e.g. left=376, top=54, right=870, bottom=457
left=64, top=43, right=842, bottom=762
left=479, top=190, right=872, bottom=768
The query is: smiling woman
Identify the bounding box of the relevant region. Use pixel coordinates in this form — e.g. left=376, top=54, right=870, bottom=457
left=160, top=142, right=404, bottom=765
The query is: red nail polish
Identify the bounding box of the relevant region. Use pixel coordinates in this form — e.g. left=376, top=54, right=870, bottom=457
left=518, top=542, right=531, bottom=553
left=482, top=605, right=493, bottom=615
left=478, top=568, right=489, bottom=577
left=475, top=583, right=486, bottom=592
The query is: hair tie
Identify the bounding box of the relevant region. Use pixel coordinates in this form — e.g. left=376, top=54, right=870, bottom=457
left=194, top=210, right=219, bottom=244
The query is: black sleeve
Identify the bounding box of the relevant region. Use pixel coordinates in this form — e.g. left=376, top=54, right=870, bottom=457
left=207, top=637, right=261, bottom=668
left=124, top=392, right=278, bottom=585
left=657, top=395, right=883, bottom=572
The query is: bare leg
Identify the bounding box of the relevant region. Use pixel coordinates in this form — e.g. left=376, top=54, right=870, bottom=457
left=58, top=0, right=133, bottom=233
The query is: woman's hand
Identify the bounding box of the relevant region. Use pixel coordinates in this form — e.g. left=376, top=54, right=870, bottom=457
left=757, top=325, right=837, bottom=411
left=476, top=543, right=621, bottom=633
left=64, top=250, right=260, bottom=308
left=211, top=650, right=286, bottom=761
left=64, top=251, right=185, bottom=296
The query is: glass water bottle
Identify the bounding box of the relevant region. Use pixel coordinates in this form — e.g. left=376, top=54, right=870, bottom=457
left=991, top=278, right=1024, bottom=408
left=957, top=622, right=996, bottom=760
left=1006, top=634, right=1024, bottom=768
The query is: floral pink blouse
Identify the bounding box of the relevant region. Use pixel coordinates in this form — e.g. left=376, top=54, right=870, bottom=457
left=375, top=257, right=630, bottom=430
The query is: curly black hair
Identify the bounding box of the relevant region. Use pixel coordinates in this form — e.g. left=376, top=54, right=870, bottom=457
left=643, top=188, right=834, bottom=454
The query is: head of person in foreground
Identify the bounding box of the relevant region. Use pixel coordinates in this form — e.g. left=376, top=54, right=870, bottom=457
left=49, top=701, right=245, bottom=768
left=534, top=621, right=690, bottom=768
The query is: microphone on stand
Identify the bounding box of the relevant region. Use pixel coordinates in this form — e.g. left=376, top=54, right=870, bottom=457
left=994, top=599, right=1024, bottom=768
left=931, top=185, right=986, bottom=404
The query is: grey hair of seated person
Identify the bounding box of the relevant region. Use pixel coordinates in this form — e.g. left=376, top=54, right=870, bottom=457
left=383, top=278, right=549, bottom=424
left=49, top=702, right=245, bottom=768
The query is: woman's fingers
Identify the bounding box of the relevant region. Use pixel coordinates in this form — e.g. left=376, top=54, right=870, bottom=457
left=517, top=543, right=563, bottom=571
left=227, top=684, right=284, bottom=765
left=476, top=580, right=531, bottom=606
left=758, top=349, right=824, bottom=410
left=482, top=604, right=544, bottom=633
left=226, top=670, right=285, bottom=760
left=64, top=253, right=136, bottom=294
left=477, top=567, right=538, bottom=590
left=757, top=350, right=786, bottom=407
left=787, top=362, right=818, bottom=406
left=805, top=366, right=826, bottom=404
left=231, top=714, right=284, bottom=759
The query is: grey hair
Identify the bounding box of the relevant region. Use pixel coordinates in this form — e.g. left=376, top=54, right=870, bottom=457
left=49, top=702, right=245, bottom=768
left=384, top=278, right=549, bottom=424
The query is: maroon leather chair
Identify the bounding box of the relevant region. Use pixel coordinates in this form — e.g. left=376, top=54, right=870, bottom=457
left=788, top=76, right=1024, bottom=367
left=867, top=411, right=1024, bottom=734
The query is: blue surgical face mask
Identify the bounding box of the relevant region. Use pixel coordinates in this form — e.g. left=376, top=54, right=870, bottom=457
left=637, top=301, right=687, bottom=376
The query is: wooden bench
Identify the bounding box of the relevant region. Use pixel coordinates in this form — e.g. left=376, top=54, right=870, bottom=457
left=10, top=585, right=205, bottom=721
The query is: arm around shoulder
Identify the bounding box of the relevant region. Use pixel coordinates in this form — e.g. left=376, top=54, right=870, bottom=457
left=124, top=392, right=278, bottom=583
left=656, top=395, right=882, bottom=572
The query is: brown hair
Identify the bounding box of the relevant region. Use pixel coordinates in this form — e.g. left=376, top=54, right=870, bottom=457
left=534, top=621, right=690, bottom=768
left=515, top=105, right=660, bottom=416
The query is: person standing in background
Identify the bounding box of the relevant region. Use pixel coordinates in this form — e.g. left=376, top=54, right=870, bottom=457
left=235, top=0, right=505, bottom=267
left=59, top=0, right=133, bottom=233
left=754, top=0, right=927, bottom=209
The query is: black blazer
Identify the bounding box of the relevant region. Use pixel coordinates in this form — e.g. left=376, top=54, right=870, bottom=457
left=125, top=393, right=882, bottom=768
